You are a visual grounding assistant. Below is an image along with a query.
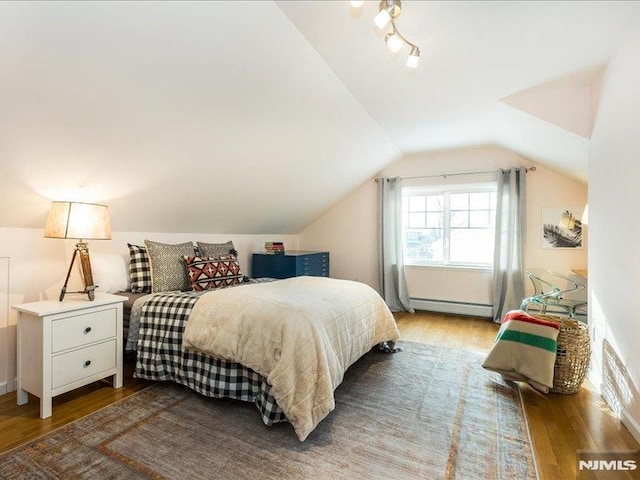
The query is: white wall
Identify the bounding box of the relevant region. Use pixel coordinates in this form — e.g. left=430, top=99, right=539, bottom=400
left=588, top=26, right=640, bottom=442
left=299, top=180, right=379, bottom=289
left=301, top=145, right=587, bottom=311
left=0, top=257, right=9, bottom=394
left=0, top=227, right=299, bottom=391
left=0, top=228, right=66, bottom=394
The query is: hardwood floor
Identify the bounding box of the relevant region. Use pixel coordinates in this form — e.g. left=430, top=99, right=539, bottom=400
left=0, top=361, right=151, bottom=454
left=395, top=311, right=640, bottom=480
left=1, top=312, right=638, bottom=480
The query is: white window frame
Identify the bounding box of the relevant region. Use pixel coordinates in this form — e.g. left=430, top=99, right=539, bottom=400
left=402, top=182, right=497, bottom=270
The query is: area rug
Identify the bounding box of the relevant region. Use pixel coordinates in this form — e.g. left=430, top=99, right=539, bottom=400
left=0, top=342, right=537, bottom=479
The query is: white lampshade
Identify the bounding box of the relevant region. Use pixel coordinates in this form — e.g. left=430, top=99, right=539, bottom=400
left=350, top=0, right=364, bottom=7
left=407, top=47, right=420, bottom=68
left=44, top=201, right=111, bottom=240
left=374, top=8, right=391, bottom=29
left=581, top=204, right=589, bottom=225
left=385, top=32, right=403, bottom=53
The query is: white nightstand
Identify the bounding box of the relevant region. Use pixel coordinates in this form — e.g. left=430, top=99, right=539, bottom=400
left=13, top=293, right=125, bottom=418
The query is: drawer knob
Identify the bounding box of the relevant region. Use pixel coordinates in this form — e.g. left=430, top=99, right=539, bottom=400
left=84, top=360, right=92, bottom=368
left=84, top=327, right=92, bottom=334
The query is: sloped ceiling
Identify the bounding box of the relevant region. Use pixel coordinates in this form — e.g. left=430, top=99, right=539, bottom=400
left=277, top=0, right=640, bottom=181
left=1, top=1, right=639, bottom=234
left=500, top=66, right=604, bottom=139
left=0, top=1, right=400, bottom=233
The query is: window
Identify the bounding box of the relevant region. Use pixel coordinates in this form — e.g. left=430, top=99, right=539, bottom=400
left=402, top=185, right=497, bottom=267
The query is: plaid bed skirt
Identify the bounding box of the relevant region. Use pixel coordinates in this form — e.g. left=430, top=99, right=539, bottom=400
left=133, top=289, right=286, bottom=426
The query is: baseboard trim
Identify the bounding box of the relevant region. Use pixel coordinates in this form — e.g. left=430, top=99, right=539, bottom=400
left=621, top=409, right=640, bottom=444
left=410, top=298, right=493, bottom=318
left=0, top=378, right=17, bottom=396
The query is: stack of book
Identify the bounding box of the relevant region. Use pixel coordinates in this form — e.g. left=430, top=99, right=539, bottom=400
left=264, top=242, right=285, bottom=254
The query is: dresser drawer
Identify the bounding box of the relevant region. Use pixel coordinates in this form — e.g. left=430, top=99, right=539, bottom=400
left=52, top=340, right=116, bottom=390
left=252, top=251, right=329, bottom=279
left=52, top=308, right=117, bottom=353
left=300, top=255, right=316, bottom=275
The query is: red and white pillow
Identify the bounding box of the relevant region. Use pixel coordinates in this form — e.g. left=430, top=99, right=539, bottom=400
left=183, top=255, right=244, bottom=291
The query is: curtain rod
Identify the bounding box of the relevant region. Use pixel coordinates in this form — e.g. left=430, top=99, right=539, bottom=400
left=376, top=166, right=536, bottom=182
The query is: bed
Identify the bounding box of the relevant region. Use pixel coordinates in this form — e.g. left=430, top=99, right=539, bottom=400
left=126, top=276, right=400, bottom=441
left=118, top=291, right=149, bottom=349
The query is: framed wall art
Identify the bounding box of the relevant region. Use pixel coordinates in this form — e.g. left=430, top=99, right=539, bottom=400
left=541, top=206, right=584, bottom=249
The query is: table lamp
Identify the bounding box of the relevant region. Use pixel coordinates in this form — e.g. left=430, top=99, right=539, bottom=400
left=44, top=201, right=112, bottom=301
left=581, top=204, right=589, bottom=225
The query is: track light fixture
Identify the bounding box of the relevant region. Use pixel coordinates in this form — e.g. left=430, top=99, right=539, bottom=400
left=350, top=0, right=420, bottom=68
left=384, top=32, right=403, bottom=53
left=407, top=45, right=420, bottom=68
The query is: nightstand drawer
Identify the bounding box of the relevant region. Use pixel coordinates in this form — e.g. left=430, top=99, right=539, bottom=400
left=14, top=294, right=125, bottom=418
left=52, top=339, right=116, bottom=390
left=52, top=308, right=117, bottom=353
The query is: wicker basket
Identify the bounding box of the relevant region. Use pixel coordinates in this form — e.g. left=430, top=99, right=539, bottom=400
left=534, top=314, right=591, bottom=394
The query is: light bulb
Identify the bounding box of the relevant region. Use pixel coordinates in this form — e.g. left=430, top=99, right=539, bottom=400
left=374, top=8, right=391, bottom=29
left=350, top=0, right=364, bottom=7
left=407, top=46, right=420, bottom=68
left=385, top=33, right=403, bottom=53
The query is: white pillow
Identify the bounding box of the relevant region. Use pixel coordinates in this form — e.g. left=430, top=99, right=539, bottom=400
left=88, top=252, right=130, bottom=293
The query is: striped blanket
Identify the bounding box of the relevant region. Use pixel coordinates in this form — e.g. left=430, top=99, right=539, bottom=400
left=483, top=310, right=560, bottom=393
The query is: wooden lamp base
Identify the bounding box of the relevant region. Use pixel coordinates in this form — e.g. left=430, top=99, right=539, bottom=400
left=59, top=241, right=98, bottom=301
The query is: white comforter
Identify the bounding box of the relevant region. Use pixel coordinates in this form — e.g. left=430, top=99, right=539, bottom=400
left=182, top=276, right=400, bottom=441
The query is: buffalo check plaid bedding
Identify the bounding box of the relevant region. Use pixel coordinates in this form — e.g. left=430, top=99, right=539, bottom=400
left=131, top=280, right=286, bottom=426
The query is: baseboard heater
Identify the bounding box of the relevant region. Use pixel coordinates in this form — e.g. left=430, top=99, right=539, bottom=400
left=410, top=298, right=493, bottom=318
left=0, top=379, right=17, bottom=395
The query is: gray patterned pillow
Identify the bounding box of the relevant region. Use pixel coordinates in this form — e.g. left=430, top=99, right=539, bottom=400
left=144, top=240, right=196, bottom=293
left=196, top=241, right=236, bottom=258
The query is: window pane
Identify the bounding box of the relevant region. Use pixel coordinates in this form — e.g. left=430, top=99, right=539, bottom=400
left=469, top=192, right=490, bottom=210
left=470, top=210, right=490, bottom=228
left=450, top=228, right=494, bottom=264
left=426, top=212, right=443, bottom=228
left=427, top=229, right=444, bottom=262
left=404, top=230, right=421, bottom=262
left=450, top=193, right=468, bottom=210
left=408, top=213, right=425, bottom=229
left=403, top=185, right=496, bottom=267
left=404, top=229, right=443, bottom=262
left=409, top=196, right=425, bottom=212
left=450, top=211, right=468, bottom=228
left=426, top=195, right=444, bottom=211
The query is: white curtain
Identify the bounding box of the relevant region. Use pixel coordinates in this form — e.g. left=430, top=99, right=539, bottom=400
left=492, top=167, right=527, bottom=322
left=378, top=177, right=414, bottom=313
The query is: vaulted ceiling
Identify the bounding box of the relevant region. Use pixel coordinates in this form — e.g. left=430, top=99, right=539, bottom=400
left=1, top=1, right=639, bottom=234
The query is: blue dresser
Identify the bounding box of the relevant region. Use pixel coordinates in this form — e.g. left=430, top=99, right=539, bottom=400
left=251, top=251, right=329, bottom=279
